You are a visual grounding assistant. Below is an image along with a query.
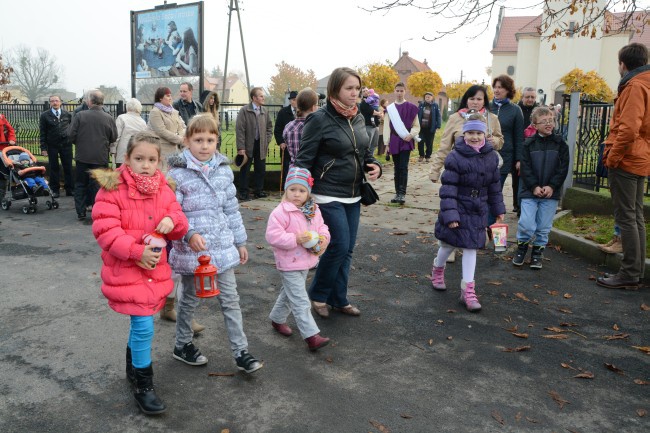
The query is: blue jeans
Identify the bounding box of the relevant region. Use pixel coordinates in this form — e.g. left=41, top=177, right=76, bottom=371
left=128, top=315, right=154, bottom=368
left=309, top=200, right=360, bottom=308
left=516, top=198, right=559, bottom=246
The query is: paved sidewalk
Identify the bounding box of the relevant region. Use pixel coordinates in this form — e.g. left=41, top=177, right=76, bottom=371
left=0, top=157, right=648, bottom=433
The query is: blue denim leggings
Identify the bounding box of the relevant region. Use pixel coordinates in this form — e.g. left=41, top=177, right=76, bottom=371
left=128, top=315, right=154, bottom=369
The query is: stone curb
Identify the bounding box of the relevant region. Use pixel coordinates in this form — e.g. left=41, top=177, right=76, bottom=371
left=550, top=210, right=650, bottom=280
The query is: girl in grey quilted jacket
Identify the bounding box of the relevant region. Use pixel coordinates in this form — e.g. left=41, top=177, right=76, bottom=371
left=167, top=114, right=262, bottom=374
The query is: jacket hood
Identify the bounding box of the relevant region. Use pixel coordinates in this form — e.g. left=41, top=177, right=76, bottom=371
left=167, top=151, right=231, bottom=170
left=618, top=65, right=650, bottom=93
left=91, top=168, right=121, bottom=190
left=91, top=167, right=169, bottom=191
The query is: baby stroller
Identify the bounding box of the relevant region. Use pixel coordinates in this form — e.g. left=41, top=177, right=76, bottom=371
left=0, top=144, right=59, bottom=213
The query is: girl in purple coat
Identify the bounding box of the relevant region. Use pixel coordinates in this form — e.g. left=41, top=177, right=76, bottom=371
left=431, top=114, right=506, bottom=312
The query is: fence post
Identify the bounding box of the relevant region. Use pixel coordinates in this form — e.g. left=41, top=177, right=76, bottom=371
left=562, top=92, right=581, bottom=196
left=43, top=101, right=50, bottom=112
left=117, top=100, right=125, bottom=116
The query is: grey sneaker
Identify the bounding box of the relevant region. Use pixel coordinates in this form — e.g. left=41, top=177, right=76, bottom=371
left=235, top=350, right=263, bottom=374
left=173, top=342, right=208, bottom=366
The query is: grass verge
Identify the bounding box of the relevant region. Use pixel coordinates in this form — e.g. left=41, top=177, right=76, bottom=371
left=554, top=212, right=650, bottom=256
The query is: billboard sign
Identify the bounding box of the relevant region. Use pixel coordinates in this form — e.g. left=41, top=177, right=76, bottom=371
left=132, top=2, right=203, bottom=80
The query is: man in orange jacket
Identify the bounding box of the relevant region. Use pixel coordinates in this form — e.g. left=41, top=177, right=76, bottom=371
left=597, top=43, right=650, bottom=290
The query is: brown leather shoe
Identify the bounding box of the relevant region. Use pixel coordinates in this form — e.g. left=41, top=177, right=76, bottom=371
left=596, top=274, right=639, bottom=290
left=335, top=305, right=361, bottom=316
left=311, top=301, right=330, bottom=319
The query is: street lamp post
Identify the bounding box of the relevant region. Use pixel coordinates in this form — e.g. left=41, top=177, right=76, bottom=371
left=399, top=38, right=413, bottom=59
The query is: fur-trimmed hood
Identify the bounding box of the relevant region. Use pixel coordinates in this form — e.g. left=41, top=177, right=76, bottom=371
left=91, top=168, right=121, bottom=190
left=91, top=167, right=170, bottom=191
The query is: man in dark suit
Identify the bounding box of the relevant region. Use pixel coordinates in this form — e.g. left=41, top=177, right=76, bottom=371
left=273, top=90, right=297, bottom=190
left=40, top=95, right=74, bottom=198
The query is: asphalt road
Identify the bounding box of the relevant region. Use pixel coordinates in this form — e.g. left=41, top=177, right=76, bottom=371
left=0, top=175, right=648, bottom=433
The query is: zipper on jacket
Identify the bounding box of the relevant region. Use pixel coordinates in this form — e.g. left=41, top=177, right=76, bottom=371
left=348, top=119, right=358, bottom=196
left=320, top=158, right=336, bottom=179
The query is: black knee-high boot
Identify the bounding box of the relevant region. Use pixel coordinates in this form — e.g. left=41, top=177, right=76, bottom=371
left=133, top=364, right=166, bottom=415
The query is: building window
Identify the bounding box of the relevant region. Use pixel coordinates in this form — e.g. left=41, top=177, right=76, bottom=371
left=507, top=65, right=515, bottom=75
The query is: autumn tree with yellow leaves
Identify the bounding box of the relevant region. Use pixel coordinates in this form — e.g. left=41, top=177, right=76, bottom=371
left=406, top=70, right=444, bottom=100
left=359, top=62, right=400, bottom=95
left=560, top=68, right=614, bottom=102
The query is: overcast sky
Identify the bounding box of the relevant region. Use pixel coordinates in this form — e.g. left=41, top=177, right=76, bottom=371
left=1, top=0, right=547, bottom=98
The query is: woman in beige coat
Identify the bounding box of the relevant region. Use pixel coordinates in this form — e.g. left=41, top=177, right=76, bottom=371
left=430, top=85, right=503, bottom=182
left=147, top=87, right=185, bottom=168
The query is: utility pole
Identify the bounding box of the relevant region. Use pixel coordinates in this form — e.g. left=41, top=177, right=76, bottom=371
left=222, top=0, right=250, bottom=115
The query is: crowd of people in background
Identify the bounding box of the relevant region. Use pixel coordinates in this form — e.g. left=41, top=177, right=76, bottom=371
left=0, top=42, right=647, bottom=416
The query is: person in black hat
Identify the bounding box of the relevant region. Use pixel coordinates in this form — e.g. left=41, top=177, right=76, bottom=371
left=417, top=91, right=442, bottom=162
left=273, top=90, right=298, bottom=190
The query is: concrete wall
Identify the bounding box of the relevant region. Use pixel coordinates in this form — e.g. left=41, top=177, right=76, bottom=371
left=491, top=53, right=517, bottom=80
left=515, top=36, right=540, bottom=89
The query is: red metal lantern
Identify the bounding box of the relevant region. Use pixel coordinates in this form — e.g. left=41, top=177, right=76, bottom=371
left=193, top=255, right=219, bottom=298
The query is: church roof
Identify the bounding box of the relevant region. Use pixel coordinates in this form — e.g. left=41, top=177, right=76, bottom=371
left=491, top=10, right=650, bottom=53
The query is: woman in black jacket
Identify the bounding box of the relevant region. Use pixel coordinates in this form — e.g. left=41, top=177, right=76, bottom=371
left=490, top=75, right=524, bottom=220
left=295, top=67, right=381, bottom=318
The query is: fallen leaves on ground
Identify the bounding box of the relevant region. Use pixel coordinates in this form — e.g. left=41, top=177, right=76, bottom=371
left=400, top=413, right=413, bottom=419
left=633, top=379, right=649, bottom=385
left=612, top=323, right=620, bottom=331
left=503, top=345, right=531, bottom=352
left=641, top=303, right=650, bottom=311
left=369, top=255, right=379, bottom=261
left=254, top=244, right=264, bottom=249
left=491, top=410, right=505, bottom=425
left=207, top=372, right=235, bottom=377
left=637, top=409, right=647, bottom=417
left=558, top=307, right=573, bottom=314
left=603, top=333, right=630, bottom=341
left=561, top=362, right=577, bottom=370
left=447, top=309, right=456, bottom=313
left=631, top=346, right=650, bottom=354
left=563, top=293, right=573, bottom=299
left=369, top=420, right=391, bottom=432
left=548, top=390, right=570, bottom=409
left=388, top=231, right=408, bottom=236
left=545, top=326, right=567, bottom=333
left=547, top=290, right=559, bottom=296
left=543, top=334, right=569, bottom=339
left=560, top=322, right=579, bottom=327
left=574, top=371, right=594, bottom=379
left=511, top=332, right=529, bottom=339
left=221, top=429, right=230, bottom=433
left=487, top=281, right=503, bottom=286
left=604, top=363, right=625, bottom=375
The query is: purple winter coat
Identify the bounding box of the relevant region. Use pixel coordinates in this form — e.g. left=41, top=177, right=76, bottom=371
left=435, top=137, right=506, bottom=249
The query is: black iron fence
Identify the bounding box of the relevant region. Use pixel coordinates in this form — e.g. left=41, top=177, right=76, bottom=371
left=0, top=102, right=286, bottom=164
left=560, top=94, right=649, bottom=197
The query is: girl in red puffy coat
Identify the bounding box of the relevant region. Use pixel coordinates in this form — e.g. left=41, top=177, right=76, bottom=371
left=91, top=131, right=188, bottom=415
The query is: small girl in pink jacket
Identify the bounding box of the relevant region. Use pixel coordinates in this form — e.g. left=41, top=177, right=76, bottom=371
left=265, top=167, right=331, bottom=351
left=92, top=131, right=188, bottom=416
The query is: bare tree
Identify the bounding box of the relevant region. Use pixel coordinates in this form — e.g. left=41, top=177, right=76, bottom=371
left=7, top=46, right=63, bottom=102
left=362, top=1, right=649, bottom=42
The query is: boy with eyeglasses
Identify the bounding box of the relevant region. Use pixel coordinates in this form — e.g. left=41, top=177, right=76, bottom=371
left=512, top=106, right=569, bottom=269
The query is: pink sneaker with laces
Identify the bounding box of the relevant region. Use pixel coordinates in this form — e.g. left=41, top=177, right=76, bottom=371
left=460, top=280, right=481, bottom=312
left=431, top=262, right=446, bottom=291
